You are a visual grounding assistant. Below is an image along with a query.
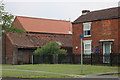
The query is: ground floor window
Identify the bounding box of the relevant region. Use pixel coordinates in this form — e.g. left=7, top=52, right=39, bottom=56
left=83, top=40, right=92, bottom=55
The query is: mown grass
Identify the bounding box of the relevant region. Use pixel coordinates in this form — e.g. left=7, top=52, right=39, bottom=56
left=2, top=64, right=119, bottom=78
left=1, top=70, right=70, bottom=78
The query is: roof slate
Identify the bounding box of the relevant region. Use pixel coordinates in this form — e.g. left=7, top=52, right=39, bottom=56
left=6, top=33, right=72, bottom=48
left=74, top=7, right=120, bottom=23
left=13, top=16, right=72, bottom=34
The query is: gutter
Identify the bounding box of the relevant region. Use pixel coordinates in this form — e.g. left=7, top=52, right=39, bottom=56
left=28, top=32, right=72, bottom=35
left=72, top=17, right=120, bottom=24
left=17, top=46, right=38, bottom=50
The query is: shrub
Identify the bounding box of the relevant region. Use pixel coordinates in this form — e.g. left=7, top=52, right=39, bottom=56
left=34, top=41, right=67, bottom=55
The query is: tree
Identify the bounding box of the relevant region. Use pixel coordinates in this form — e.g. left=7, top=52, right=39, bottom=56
left=0, top=2, right=26, bottom=33
left=34, top=41, right=67, bottom=55
left=0, top=3, right=13, bottom=29
left=0, top=1, right=4, bottom=23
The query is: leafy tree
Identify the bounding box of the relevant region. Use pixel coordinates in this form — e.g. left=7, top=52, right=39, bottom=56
left=0, top=2, right=26, bottom=33
left=34, top=41, right=67, bottom=55
left=0, top=3, right=13, bottom=29
left=5, top=27, right=27, bottom=33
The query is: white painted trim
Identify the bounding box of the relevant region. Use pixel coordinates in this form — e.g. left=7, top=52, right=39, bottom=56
left=83, top=22, right=92, bottom=25
left=83, top=22, right=92, bottom=37
left=103, top=42, right=111, bottom=63
left=103, top=44, right=105, bottom=63
left=83, top=40, right=92, bottom=55
left=100, top=39, right=114, bottom=42
left=103, top=42, right=112, bottom=54
left=84, top=35, right=91, bottom=37
left=83, top=40, right=92, bottom=44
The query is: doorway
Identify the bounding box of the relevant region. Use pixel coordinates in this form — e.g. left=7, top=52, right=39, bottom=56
left=103, top=42, right=111, bottom=63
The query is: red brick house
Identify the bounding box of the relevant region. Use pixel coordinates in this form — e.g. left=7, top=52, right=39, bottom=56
left=3, top=16, right=72, bottom=64
left=72, top=7, right=120, bottom=63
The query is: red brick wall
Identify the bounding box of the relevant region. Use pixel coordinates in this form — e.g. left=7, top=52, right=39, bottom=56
left=5, top=34, right=15, bottom=64
left=118, top=19, right=120, bottom=53
left=12, top=17, right=25, bottom=30
left=2, top=34, right=6, bottom=64
left=72, top=19, right=119, bottom=54
left=5, top=33, right=33, bottom=64
left=92, top=19, right=119, bottom=53
left=5, top=37, right=34, bottom=64
left=72, top=23, right=83, bottom=54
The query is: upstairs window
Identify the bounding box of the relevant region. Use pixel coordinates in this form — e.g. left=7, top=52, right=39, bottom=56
left=83, top=23, right=91, bottom=37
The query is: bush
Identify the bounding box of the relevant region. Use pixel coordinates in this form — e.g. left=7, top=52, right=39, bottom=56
left=34, top=41, right=67, bottom=55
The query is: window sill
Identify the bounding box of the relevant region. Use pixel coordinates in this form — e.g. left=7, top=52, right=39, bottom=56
left=84, top=35, right=91, bottom=37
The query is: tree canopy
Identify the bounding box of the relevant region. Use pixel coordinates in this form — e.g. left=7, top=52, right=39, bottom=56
left=0, top=2, right=26, bottom=33
left=34, top=41, right=67, bottom=55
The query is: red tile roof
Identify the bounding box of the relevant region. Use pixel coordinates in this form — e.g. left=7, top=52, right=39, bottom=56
left=13, top=16, right=72, bottom=34
left=6, top=33, right=72, bottom=48
left=74, top=7, right=120, bottom=23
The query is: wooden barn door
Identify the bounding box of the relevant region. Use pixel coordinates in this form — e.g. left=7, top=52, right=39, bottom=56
left=18, top=50, right=23, bottom=64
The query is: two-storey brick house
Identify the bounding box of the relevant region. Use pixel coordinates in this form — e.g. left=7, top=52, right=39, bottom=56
left=72, top=7, right=120, bottom=63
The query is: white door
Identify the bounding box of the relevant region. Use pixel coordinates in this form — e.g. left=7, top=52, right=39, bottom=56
left=103, top=42, right=111, bottom=63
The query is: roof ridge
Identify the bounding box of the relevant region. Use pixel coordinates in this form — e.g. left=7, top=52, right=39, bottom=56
left=74, top=7, right=119, bottom=23
left=16, top=16, right=70, bottom=22
left=90, top=7, right=119, bottom=13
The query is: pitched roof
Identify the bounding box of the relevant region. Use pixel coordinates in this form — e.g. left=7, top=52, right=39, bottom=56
left=73, top=7, right=120, bottom=23
left=6, top=33, right=72, bottom=48
left=13, top=16, right=72, bottom=34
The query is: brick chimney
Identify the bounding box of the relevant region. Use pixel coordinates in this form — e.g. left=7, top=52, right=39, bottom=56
left=82, top=10, right=90, bottom=15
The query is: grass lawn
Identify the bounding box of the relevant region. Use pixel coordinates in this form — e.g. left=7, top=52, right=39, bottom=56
left=1, top=70, right=70, bottom=78
left=1, top=64, right=118, bottom=78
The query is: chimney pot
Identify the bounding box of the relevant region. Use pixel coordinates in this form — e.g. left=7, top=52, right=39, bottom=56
left=82, top=10, right=90, bottom=15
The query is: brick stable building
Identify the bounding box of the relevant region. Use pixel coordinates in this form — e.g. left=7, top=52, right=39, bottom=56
left=3, top=16, right=72, bottom=64
left=5, top=33, right=72, bottom=64
left=72, top=7, right=120, bottom=63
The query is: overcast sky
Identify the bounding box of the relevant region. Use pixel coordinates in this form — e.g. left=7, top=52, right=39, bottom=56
left=2, top=0, right=120, bottom=21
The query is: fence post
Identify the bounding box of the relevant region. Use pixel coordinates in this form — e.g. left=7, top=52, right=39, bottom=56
left=110, top=53, right=112, bottom=66
left=91, top=53, right=92, bottom=65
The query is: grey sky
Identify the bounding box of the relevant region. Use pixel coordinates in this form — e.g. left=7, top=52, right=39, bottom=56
left=3, top=0, right=119, bottom=21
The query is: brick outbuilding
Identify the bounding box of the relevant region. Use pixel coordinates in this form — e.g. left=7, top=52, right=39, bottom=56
left=72, top=7, right=120, bottom=63
left=5, top=33, right=72, bottom=64
left=2, top=16, right=72, bottom=64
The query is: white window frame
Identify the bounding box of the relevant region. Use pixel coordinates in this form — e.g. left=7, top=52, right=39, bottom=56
left=83, top=40, right=92, bottom=55
left=103, top=42, right=111, bottom=63
left=83, top=22, right=92, bottom=37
